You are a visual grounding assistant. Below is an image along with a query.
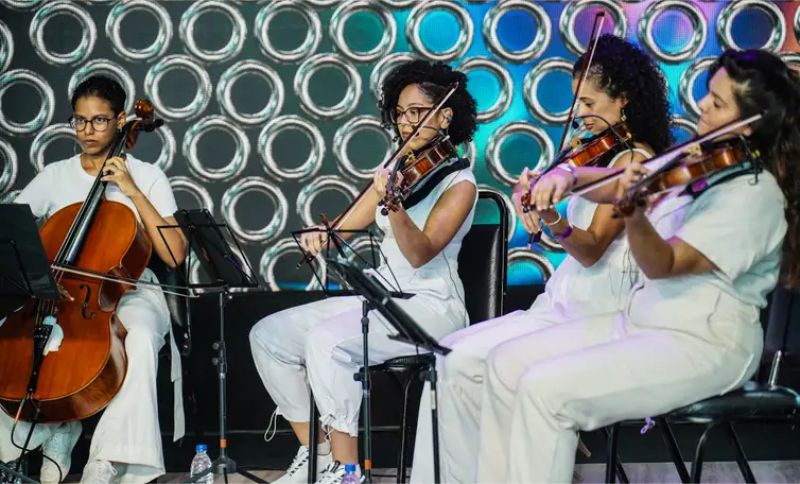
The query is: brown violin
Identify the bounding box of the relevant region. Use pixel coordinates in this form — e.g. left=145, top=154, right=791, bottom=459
left=0, top=100, right=162, bottom=422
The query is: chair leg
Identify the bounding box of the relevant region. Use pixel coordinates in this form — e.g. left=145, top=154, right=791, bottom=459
left=397, top=375, right=416, bottom=483
left=656, top=418, right=690, bottom=483
left=601, top=427, right=630, bottom=484
left=690, top=421, right=720, bottom=483
left=605, top=424, right=619, bottom=483
left=723, top=422, right=756, bottom=483
left=309, top=399, right=319, bottom=484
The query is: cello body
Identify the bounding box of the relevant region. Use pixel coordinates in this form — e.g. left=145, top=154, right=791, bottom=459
left=0, top=200, right=151, bottom=422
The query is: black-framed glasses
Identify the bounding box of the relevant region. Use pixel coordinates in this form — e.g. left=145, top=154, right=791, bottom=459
left=391, top=106, right=435, bottom=125
left=68, top=115, right=115, bottom=132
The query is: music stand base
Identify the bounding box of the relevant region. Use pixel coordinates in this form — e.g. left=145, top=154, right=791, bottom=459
left=0, top=459, right=37, bottom=484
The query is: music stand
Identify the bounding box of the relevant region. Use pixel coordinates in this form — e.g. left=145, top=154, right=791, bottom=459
left=326, top=257, right=449, bottom=483
left=158, top=209, right=263, bottom=484
left=0, top=204, right=61, bottom=484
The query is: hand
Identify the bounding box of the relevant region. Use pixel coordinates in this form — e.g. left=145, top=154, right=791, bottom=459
left=615, top=162, right=650, bottom=217
left=372, top=167, right=404, bottom=199
left=101, top=156, right=141, bottom=198
left=512, top=167, right=542, bottom=234
left=530, top=168, right=573, bottom=211
left=299, top=224, right=327, bottom=256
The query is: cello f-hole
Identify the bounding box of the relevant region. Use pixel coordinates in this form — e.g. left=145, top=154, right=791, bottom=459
left=79, top=284, right=96, bottom=320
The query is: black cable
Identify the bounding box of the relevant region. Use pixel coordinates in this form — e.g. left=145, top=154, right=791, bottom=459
left=9, top=396, right=64, bottom=483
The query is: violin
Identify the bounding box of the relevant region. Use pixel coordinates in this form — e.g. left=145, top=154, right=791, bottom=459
left=614, top=138, right=754, bottom=217
left=0, top=100, right=162, bottom=423
left=378, top=136, right=457, bottom=215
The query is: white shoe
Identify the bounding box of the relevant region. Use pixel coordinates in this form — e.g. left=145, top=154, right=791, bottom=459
left=79, top=460, right=117, bottom=484
left=40, top=421, right=81, bottom=484
left=315, top=461, right=364, bottom=484
left=274, top=443, right=333, bottom=483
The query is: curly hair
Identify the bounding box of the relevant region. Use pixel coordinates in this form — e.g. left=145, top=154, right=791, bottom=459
left=710, top=50, right=800, bottom=287
left=71, top=75, right=126, bottom=115
left=573, top=34, right=673, bottom=154
left=379, top=59, right=478, bottom=146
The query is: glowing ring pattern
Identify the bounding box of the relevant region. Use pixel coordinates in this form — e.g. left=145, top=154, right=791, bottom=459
left=0, top=0, right=45, bottom=10
left=296, top=175, right=359, bottom=228
left=523, top=57, right=573, bottom=125
left=406, top=1, right=474, bottom=62
left=68, top=59, right=136, bottom=114
left=258, top=115, right=325, bottom=182
left=486, top=122, right=555, bottom=186
left=144, top=54, right=212, bottom=121
left=559, top=0, right=627, bottom=56
left=678, top=56, right=716, bottom=120
left=483, top=0, right=551, bottom=63
left=28, top=123, right=76, bottom=173
left=217, top=60, right=284, bottom=126
left=478, top=184, right=516, bottom=241
left=255, top=0, right=321, bottom=63
left=0, top=69, right=55, bottom=135
left=0, top=20, right=13, bottom=73
left=508, top=248, right=554, bottom=282
left=0, top=137, right=18, bottom=194
left=29, top=0, right=96, bottom=65
left=179, top=0, right=247, bottom=63
left=670, top=115, right=698, bottom=140
left=334, top=115, right=392, bottom=181
left=259, top=238, right=325, bottom=291
left=105, top=0, right=172, bottom=62
left=369, top=52, right=417, bottom=101
left=457, top=57, right=512, bottom=122
left=330, top=1, right=397, bottom=63
left=183, top=115, right=250, bottom=182
left=639, top=0, right=707, bottom=63
left=294, top=53, right=362, bottom=120
left=717, top=0, right=785, bottom=53
left=169, top=175, right=215, bottom=215
left=222, top=176, right=288, bottom=244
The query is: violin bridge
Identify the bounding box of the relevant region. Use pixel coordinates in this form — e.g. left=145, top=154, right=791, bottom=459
left=683, top=143, right=703, bottom=158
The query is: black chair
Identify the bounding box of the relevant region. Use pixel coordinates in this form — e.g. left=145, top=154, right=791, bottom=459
left=605, top=284, right=800, bottom=483
left=308, top=189, right=509, bottom=483
left=148, top=255, right=191, bottom=357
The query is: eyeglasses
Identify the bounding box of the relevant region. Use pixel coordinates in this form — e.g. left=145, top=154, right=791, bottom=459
left=391, top=106, right=435, bottom=125
left=68, top=115, right=115, bottom=132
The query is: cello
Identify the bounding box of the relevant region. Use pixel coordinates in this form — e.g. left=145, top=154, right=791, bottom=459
left=0, top=99, right=162, bottom=423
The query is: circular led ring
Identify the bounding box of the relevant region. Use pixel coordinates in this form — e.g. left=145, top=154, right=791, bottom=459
left=378, top=0, right=417, bottom=7
left=68, top=59, right=136, bottom=114
left=255, top=0, right=321, bottom=63
left=169, top=175, right=214, bottom=215
left=0, top=137, right=18, bottom=194
left=457, top=57, right=512, bottom=122
left=1, top=189, right=19, bottom=203
left=183, top=115, right=250, bottom=182
left=148, top=123, right=176, bottom=173
left=508, top=248, right=554, bottom=283
left=0, top=0, right=45, bottom=10
left=259, top=238, right=325, bottom=292
left=29, top=0, right=96, bottom=65
left=29, top=123, right=76, bottom=173
left=523, top=57, right=573, bottom=125
left=718, top=0, right=785, bottom=53
left=330, top=1, right=397, bottom=63
left=296, top=175, right=359, bottom=227
left=560, top=0, right=627, bottom=56
left=343, top=236, right=384, bottom=264
left=639, top=0, right=707, bottom=63
left=0, top=69, right=55, bottom=135
left=334, top=115, right=392, bottom=181
left=678, top=56, right=716, bottom=120
left=478, top=184, right=517, bottom=241
left=106, top=0, right=172, bottom=62
left=461, top=140, right=477, bottom=165
left=484, top=0, right=551, bottom=63
left=486, top=122, right=555, bottom=186
left=222, top=176, right=288, bottom=244
left=0, top=20, right=13, bottom=73
left=294, top=53, right=362, bottom=120
left=670, top=115, right=698, bottom=140
left=217, top=60, right=284, bottom=126
left=370, top=52, right=417, bottom=100
left=144, top=54, right=212, bottom=121
left=781, top=52, right=800, bottom=71
left=258, top=114, right=325, bottom=181
left=406, top=0, right=474, bottom=62
left=179, top=0, right=246, bottom=63
left=303, top=0, right=339, bottom=6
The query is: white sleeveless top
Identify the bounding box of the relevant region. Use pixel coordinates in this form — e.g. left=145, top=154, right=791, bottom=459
left=530, top=148, right=651, bottom=318
left=373, top=164, right=477, bottom=324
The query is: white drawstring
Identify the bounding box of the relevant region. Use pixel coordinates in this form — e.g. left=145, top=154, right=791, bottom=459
left=263, top=409, right=279, bottom=442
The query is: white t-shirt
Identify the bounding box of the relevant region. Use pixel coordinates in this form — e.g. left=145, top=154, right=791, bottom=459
left=15, top=154, right=177, bottom=220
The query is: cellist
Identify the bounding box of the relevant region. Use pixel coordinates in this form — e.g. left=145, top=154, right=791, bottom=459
left=0, top=76, right=186, bottom=484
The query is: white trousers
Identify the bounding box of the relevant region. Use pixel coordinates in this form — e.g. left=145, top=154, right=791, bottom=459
left=249, top=295, right=464, bottom=437
left=0, top=282, right=170, bottom=484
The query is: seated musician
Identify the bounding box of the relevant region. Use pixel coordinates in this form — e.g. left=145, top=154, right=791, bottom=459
left=0, top=75, right=187, bottom=484
left=248, top=60, right=478, bottom=484
left=476, top=49, right=800, bottom=482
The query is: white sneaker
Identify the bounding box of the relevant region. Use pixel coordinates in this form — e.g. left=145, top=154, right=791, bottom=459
left=274, top=443, right=333, bottom=483
left=315, top=461, right=364, bottom=484
left=40, top=421, right=81, bottom=484
left=79, top=460, right=117, bottom=484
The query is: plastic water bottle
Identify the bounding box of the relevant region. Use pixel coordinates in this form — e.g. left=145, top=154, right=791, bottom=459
left=342, top=463, right=359, bottom=484
left=190, top=444, right=214, bottom=484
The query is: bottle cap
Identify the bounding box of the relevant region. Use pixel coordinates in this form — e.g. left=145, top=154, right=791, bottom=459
left=344, top=463, right=356, bottom=473
left=196, top=444, right=208, bottom=453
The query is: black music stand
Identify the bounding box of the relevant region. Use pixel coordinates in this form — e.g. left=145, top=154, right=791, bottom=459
left=158, top=209, right=263, bottom=484
left=0, top=204, right=61, bottom=484
left=326, top=257, right=449, bottom=484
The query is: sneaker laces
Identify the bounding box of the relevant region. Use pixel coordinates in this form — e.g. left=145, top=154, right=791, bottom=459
left=316, top=462, right=344, bottom=484
left=284, top=446, right=310, bottom=477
